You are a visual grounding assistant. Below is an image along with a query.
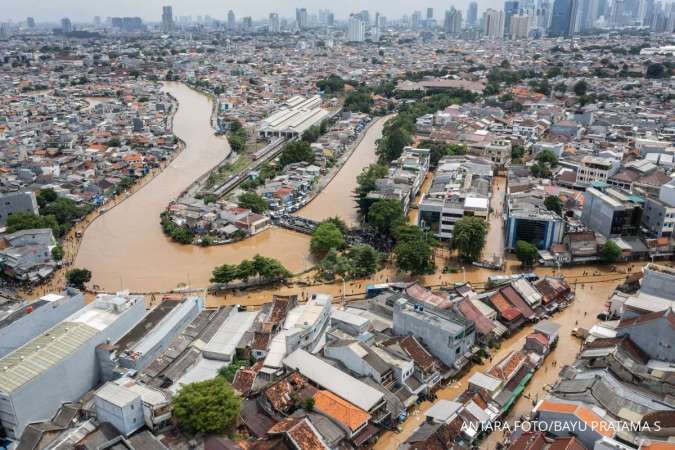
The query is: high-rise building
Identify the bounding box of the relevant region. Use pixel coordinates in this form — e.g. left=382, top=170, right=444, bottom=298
left=269, top=13, right=280, bottom=32
left=161, top=6, right=173, bottom=32
left=61, top=17, right=72, bottom=33
left=242, top=16, right=252, bottom=29
left=348, top=14, right=366, bottom=42
left=467, top=2, right=479, bottom=25
left=483, top=8, right=505, bottom=38
left=504, top=0, right=521, bottom=33
left=111, top=17, right=144, bottom=31
left=326, top=12, right=335, bottom=26
left=296, top=8, right=308, bottom=29
left=444, top=7, right=463, bottom=34
left=26, top=17, right=35, bottom=29
left=227, top=10, right=236, bottom=30
left=549, top=0, right=579, bottom=36
left=511, top=13, right=531, bottom=37
left=93, top=16, right=101, bottom=27
left=427, top=7, right=434, bottom=19
left=412, top=10, right=422, bottom=28
left=358, top=10, right=370, bottom=25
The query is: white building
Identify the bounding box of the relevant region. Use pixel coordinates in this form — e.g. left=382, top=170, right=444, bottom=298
left=0, top=292, right=145, bottom=438
left=348, top=15, right=366, bottom=42
left=510, top=14, right=530, bottom=38
left=258, top=95, right=331, bottom=139
left=483, top=9, right=505, bottom=39
left=577, top=156, right=618, bottom=185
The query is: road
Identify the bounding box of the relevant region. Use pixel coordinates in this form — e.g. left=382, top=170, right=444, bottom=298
left=482, top=175, right=506, bottom=265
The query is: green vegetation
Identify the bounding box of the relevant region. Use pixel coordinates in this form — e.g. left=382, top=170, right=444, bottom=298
left=51, top=245, right=64, bottom=261
left=418, top=140, right=466, bottom=166
left=6, top=190, right=90, bottom=238
left=36, top=188, right=58, bottom=208
left=511, top=144, right=525, bottom=162
left=39, top=197, right=90, bottom=236
left=310, top=222, right=346, bottom=257
left=531, top=149, right=559, bottom=179
left=452, top=217, right=487, bottom=262
left=544, top=195, right=563, bottom=215
left=355, top=164, right=388, bottom=215
left=601, top=240, right=622, bottom=264
left=227, top=119, right=247, bottom=153
left=6, top=212, right=59, bottom=235
left=278, top=140, right=314, bottom=168
left=160, top=211, right=195, bottom=244
left=394, top=237, right=435, bottom=275
left=515, top=240, right=539, bottom=267
left=573, top=80, right=589, bottom=97
left=172, top=377, right=240, bottom=435
left=367, top=199, right=405, bottom=237
left=344, top=87, right=373, bottom=114
left=317, top=244, right=382, bottom=281
left=217, top=356, right=249, bottom=382
left=316, top=74, right=346, bottom=94
left=301, top=120, right=329, bottom=143
left=66, top=268, right=92, bottom=290
left=238, top=192, right=268, bottom=214
left=210, top=254, right=291, bottom=285
left=646, top=63, right=668, bottom=79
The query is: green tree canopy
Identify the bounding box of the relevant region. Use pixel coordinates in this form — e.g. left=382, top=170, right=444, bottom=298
left=344, top=88, right=372, bottom=113
left=536, top=149, right=558, bottom=167
left=544, top=195, right=563, bottom=215
left=310, top=222, right=346, bottom=257
left=367, top=199, right=404, bottom=236
left=376, top=126, right=413, bottom=163
left=6, top=212, right=59, bottom=235
left=646, top=63, right=667, bottom=79
left=601, top=240, right=622, bottom=264
left=394, top=238, right=435, bottom=275
left=452, top=217, right=487, bottom=262
left=573, top=80, right=588, bottom=97
left=210, top=263, right=239, bottom=284
left=278, top=141, right=315, bottom=168
left=345, top=244, right=381, bottom=278
left=515, top=240, right=539, bottom=267
left=66, top=268, right=92, bottom=290
left=172, top=377, right=240, bottom=435
left=355, top=164, right=388, bottom=215
left=211, top=255, right=290, bottom=285
left=316, top=74, right=346, bottom=94
left=238, top=192, right=268, bottom=214
left=51, top=245, right=64, bottom=261
left=36, top=188, right=58, bottom=208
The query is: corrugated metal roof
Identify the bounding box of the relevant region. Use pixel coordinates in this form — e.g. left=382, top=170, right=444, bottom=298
left=0, top=321, right=98, bottom=393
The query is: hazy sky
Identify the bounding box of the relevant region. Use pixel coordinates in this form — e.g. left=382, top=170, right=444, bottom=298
left=3, top=0, right=501, bottom=23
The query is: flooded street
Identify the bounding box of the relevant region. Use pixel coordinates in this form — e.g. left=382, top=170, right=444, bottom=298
left=297, top=116, right=390, bottom=227
left=75, top=83, right=310, bottom=292
left=482, top=175, right=506, bottom=264
left=373, top=279, right=619, bottom=450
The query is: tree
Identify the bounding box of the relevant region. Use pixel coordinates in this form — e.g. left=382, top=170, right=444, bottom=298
left=452, top=217, right=487, bottom=262
left=367, top=199, right=404, bottom=236
left=37, top=188, right=58, bottom=208
left=211, top=263, right=239, bottom=284
left=355, top=164, right=388, bottom=214
left=377, top=127, right=412, bottom=162
left=323, top=216, right=348, bottom=235
left=536, top=149, right=558, bottom=166
left=66, top=268, right=92, bottom=289
left=304, top=398, right=315, bottom=412
left=236, top=259, right=255, bottom=282
left=646, top=63, right=667, bottom=79
left=394, top=238, right=435, bottom=274
left=573, top=80, right=588, bottom=97
left=601, top=240, right=622, bottom=264
left=51, top=245, right=64, bottom=261
left=238, top=192, right=268, bottom=213
left=344, top=88, right=372, bottom=113
left=40, top=197, right=89, bottom=236
left=278, top=141, right=314, bottom=168
left=544, top=195, right=563, bottom=215
left=172, top=377, right=240, bottom=435
left=251, top=254, right=291, bottom=281
left=316, top=75, right=345, bottom=94
left=511, top=144, right=525, bottom=161
left=6, top=212, right=59, bottom=235
left=310, top=222, right=345, bottom=257
left=515, top=240, right=539, bottom=267
left=346, top=244, right=380, bottom=278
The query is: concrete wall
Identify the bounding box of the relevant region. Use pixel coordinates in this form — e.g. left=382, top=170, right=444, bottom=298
left=324, top=344, right=380, bottom=382
left=1, top=298, right=145, bottom=438
left=95, top=391, right=144, bottom=436
left=0, top=291, right=85, bottom=358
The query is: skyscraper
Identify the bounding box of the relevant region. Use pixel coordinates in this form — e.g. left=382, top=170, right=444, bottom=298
left=161, top=6, right=173, bottom=32
left=61, top=17, right=72, bottom=33
left=511, top=13, right=530, bottom=37
left=412, top=10, right=422, bottom=28
left=26, top=17, right=35, bottom=29
left=427, top=7, right=434, bottom=19
left=504, top=0, right=521, bottom=33
left=483, top=8, right=505, bottom=38
left=227, top=10, right=236, bottom=30
left=269, top=13, right=280, bottom=33
left=467, top=2, right=479, bottom=26
left=296, top=8, right=308, bottom=29
left=549, top=0, right=579, bottom=36
left=242, top=16, right=252, bottom=29
left=358, top=10, right=370, bottom=25
left=444, top=8, right=463, bottom=34
left=347, top=14, right=366, bottom=42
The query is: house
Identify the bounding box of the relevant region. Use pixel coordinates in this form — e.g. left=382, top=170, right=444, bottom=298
left=533, top=400, right=616, bottom=449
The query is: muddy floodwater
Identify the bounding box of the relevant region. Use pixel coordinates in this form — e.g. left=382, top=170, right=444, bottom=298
left=75, top=83, right=311, bottom=292
left=297, top=116, right=390, bottom=227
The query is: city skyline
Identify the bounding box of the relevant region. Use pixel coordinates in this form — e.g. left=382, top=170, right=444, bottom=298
left=3, top=0, right=508, bottom=23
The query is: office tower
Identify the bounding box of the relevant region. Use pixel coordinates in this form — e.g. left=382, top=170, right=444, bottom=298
left=161, top=6, right=173, bottom=32
left=327, top=12, right=335, bottom=26
left=296, top=8, right=308, bottom=29
left=467, top=2, right=479, bottom=25
left=269, top=13, right=280, bottom=32
left=93, top=16, right=101, bottom=27
left=358, top=10, right=370, bottom=25
left=111, top=17, right=144, bottom=31
left=374, top=12, right=380, bottom=28
left=549, top=0, right=579, bottom=35
left=577, top=0, right=598, bottom=30
left=61, top=17, right=73, bottom=33
left=504, top=0, right=520, bottom=33
left=483, top=8, right=505, bottom=37
left=444, top=7, right=463, bottom=34
left=227, top=10, right=236, bottom=30
left=511, top=13, right=530, bottom=36
left=242, top=16, right=252, bottom=29
left=427, top=7, right=434, bottom=19
left=348, top=14, right=366, bottom=42
left=0, top=23, right=9, bottom=38
left=26, top=17, right=35, bottom=29
left=378, top=15, right=387, bottom=29
left=412, top=10, right=422, bottom=28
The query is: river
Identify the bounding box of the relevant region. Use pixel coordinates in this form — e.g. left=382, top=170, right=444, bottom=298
left=296, top=116, right=390, bottom=227
left=75, top=83, right=311, bottom=292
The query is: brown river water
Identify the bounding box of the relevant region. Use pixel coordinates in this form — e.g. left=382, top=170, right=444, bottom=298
left=74, top=83, right=387, bottom=293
